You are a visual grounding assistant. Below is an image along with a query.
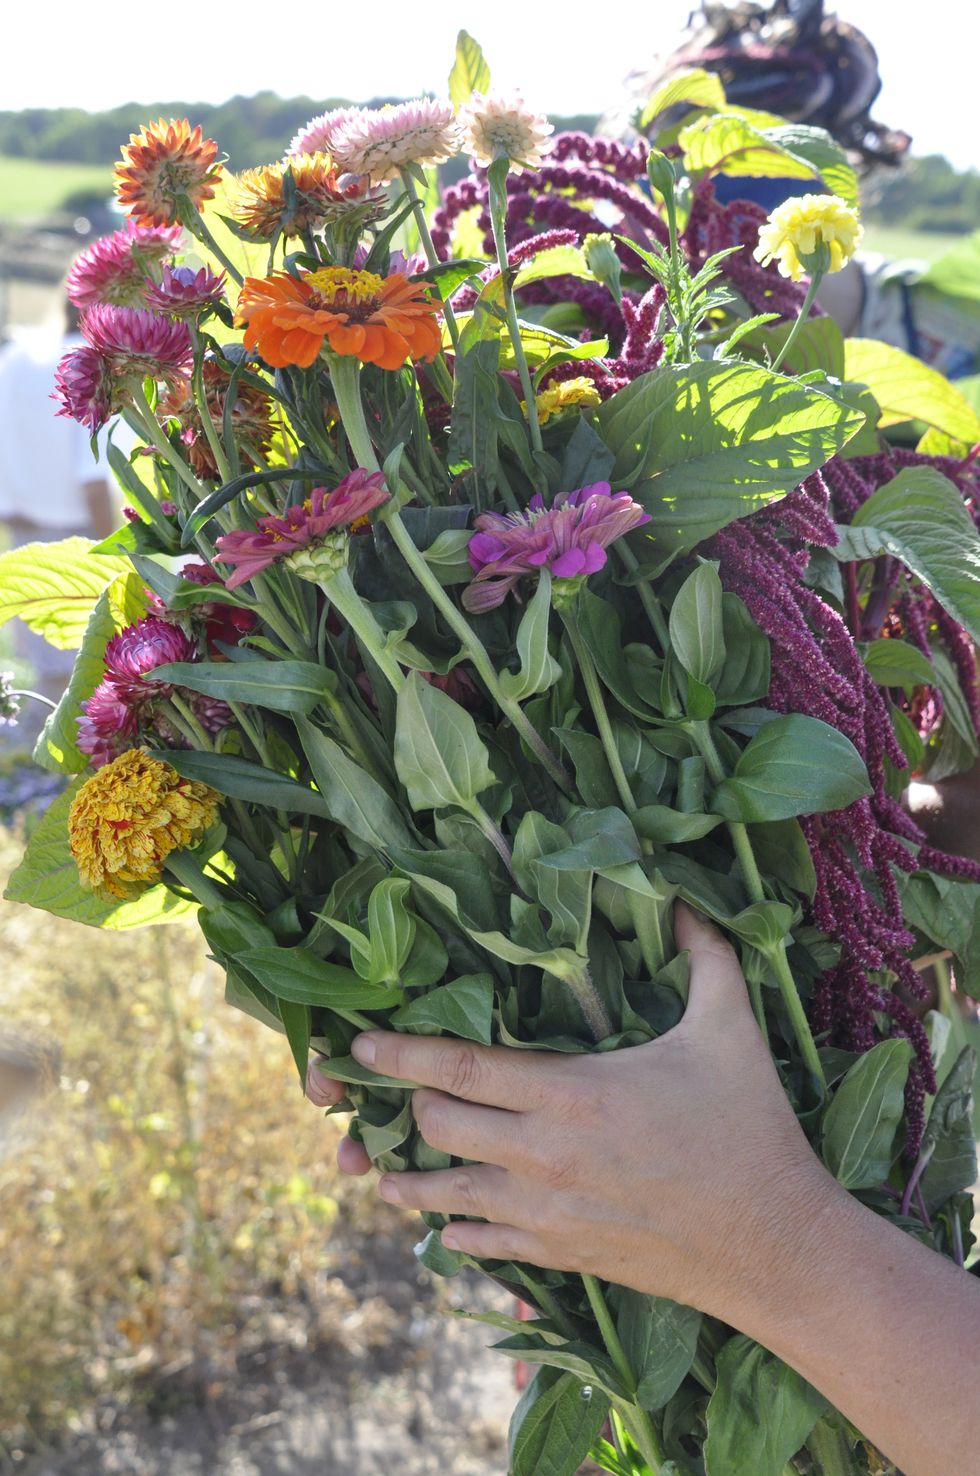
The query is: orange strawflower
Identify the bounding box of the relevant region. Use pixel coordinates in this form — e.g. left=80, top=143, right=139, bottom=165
left=235, top=266, right=442, bottom=371
left=229, top=153, right=381, bottom=242
left=115, top=119, right=223, bottom=228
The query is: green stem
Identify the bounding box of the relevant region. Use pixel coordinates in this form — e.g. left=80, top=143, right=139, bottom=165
left=487, top=157, right=543, bottom=455
left=582, top=1275, right=666, bottom=1474
left=183, top=203, right=244, bottom=286
left=770, top=271, right=824, bottom=374
left=616, top=544, right=671, bottom=654
left=561, top=610, right=636, bottom=816
left=319, top=567, right=405, bottom=694
left=129, top=390, right=209, bottom=505
left=807, top=1417, right=854, bottom=1476
left=399, top=168, right=460, bottom=349
left=10, top=688, right=57, bottom=711
left=467, top=801, right=514, bottom=876
left=189, top=324, right=232, bottom=484
left=168, top=691, right=213, bottom=751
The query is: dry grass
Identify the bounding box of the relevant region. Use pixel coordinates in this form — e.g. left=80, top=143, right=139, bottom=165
left=0, top=829, right=395, bottom=1455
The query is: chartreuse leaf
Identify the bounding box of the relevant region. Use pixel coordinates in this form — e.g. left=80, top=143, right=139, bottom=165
left=705, top=1336, right=827, bottom=1476
left=0, top=537, right=130, bottom=649
left=448, top=28, right=490, bottom=108
left=508, top=1367, right=609, bottom=1476
left=680, top=113, right=858, bottom=206
left=712, top=714, right=870, bottom=823
left=4, top=780, right=194, bottom=929
left=613, top=1289, right=702, bottom=1411
left=844, top=338, right=980, bottom=443
left=392, top=973, right=495, bottom=1044
left=669, top=562, right=726, bottom=685
left=597, top=361, right=862, bottom=556
left=639, top=66, right=727, bottom=130
left=150, top=659, right=335, bottom=714
left=499, top=570, right=562, bottom=702
left=833, top=467, right=980, bottom=644
left=394, top=670, right=496, bottom=812
left=821, top=1038, right=912, bottom=1189
left=920, top=1045, right=978, bottom=1212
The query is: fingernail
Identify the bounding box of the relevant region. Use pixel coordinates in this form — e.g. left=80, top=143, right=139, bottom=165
left=351, top=1034, right=376, bottom=1066
left=441, top=1229, right=460, bottom=1251
left=378, top=1175, right=401, bottom=1203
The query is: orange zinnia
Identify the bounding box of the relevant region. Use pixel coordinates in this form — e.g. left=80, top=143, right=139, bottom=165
left=115, top=118, right=222, bottom=228
left=234, top=266, right=442, bottom=371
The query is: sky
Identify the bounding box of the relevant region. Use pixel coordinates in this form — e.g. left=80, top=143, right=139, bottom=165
left=11, top=0, right=980, bottom=168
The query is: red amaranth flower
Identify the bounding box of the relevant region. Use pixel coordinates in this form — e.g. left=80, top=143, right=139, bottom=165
left=143, top=263, right=226, bottom=319
left=67, top=221, right=183, bottom=309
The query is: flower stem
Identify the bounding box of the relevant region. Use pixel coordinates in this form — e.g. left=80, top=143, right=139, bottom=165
left=560, top=610, right=636, bottom=816
left=615, top=544, right=671, bottom=654
left=770, top=271, right=824, bottom=374
left=319, top=567, right=405, bottom=694
left=189, top=323, right=232, bottom=484
left=486, top=158, right=542, bottom=455
left=399, top=168, right=460, bottom=349
left=182, top=202, right=244, bottom=286
left=10, top=688, right=57, bottom=712
left=168, top=691, right=213, bottom=751
left=582, top=1274, right=666, bottom=1474
left=128, top=390, right=209, bottom=505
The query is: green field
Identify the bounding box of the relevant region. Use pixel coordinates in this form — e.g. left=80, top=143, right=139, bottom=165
left=859, top=223, right=969, bottom=263
left=0, top=154, right=113, bottom=222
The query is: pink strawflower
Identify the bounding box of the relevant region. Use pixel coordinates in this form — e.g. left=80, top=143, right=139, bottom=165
left=77, top=679, right=139, bottom=767
left=143, top=263, right=226, bottom=318
left=66, top=220, right=183, bottom=309
left=81, top=304, right=194, bottom=382
left=288, top=106, right=368, bottom=158
left=463, top=482, right=650, bottom=612
left=314, top=99, right=460, bottom=182
left=458, top=91, right=554, bottom=172
left=53, top=345, right=114, bottom=433
left=214, top=469, right=389, bottom=588
left=105, top=615, right=196, bottom=696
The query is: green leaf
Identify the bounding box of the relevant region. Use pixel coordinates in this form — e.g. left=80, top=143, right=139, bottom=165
left=296, top=716, right=416, bottom=850
left=712, top=714, right=871, bottom=823
left=833, top=467, right=980, bottom=644
left=704, top=1336, right=828, bottom=1476
left=681, top=112, right=856, bottom=202
left=492, top=1335, right=625, bottom=1400
left=634, top=805, right=722, bottom=844
left=554, top=728, right=621, bottom=809
left=447, top=28, right=490, bottom=108
left=747, top=819, right=817, bottom=900
left=0, top=537, right=129, bottom=649
left=900, top=871, right=980, bottom=997
left=499, top=570, right=562, bottom=702
left=737, top=315, right=845, bottom=379
left=513, top=245, right=592, bottom=289
left=536, top=808, right=642, bottom=871
left=422, top=528, right=473, bottom=586
left=920, top=1045, right=978, bottom=1212
left=862, top=638, right=935, bottom=690
left=638, top=66, right=727, bottom=130
left=153, top=749, right=334, bottom=819
left=394, top=670, right=496, bottom=813
left=509, top=1368, right=609, bottom=1476
left=922, top=231, right=980, bottom=307
left=844, top=338, right=980, bottom=444
left=4, top=780, right=193, bottom=929
left=726, top=900, right=795, bottom=952
left=235, top=945, right=402, bottom=1010
left=821, top=1039, right=913, bottom=1189
left=150, top=659, right=335, bottom=713
left=278, top=998, right=311, bottom=1087
left=762, top=125, right=859, bottom=207
left=597, top=361, right=862, bottom=556
left=614, top=1289, right=702, bottom=1411
left=668, top=563, right=726, bottom=684
left=714, top=593, right=771, bottom=707
left=392, top=973, right=495, bottom=1044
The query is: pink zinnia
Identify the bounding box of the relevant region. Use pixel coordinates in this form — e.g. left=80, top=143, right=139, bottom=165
left=214, top=469, right=389, bottom=589
left=462, top=482, right=651, bottom=613
left=143, top=263, right=226, bottom=318
left=53, top=345, right=114, bottom=433
left=81, top=304, right=193, bottom=382
left=66, top=220, right=183, bottom=310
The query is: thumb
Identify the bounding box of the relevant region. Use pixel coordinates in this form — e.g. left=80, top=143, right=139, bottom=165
left=674, top=901, right=755, bottom=1027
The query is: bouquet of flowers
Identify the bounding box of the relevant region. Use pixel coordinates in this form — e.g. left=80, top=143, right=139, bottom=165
left=6, top=40, right=980, bottom=1476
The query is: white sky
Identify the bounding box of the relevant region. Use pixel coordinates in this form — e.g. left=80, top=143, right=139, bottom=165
left=10, top=0, right=980, bottom=168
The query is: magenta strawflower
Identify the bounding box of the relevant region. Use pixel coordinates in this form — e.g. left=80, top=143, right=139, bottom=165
left=76, top=679, right=139, bottom=767
left=53, top=345, right=114, bottom=433
left=66, top=221, right=183, bottom=310
left=214, top=469, right=389, bottom=589
left=462, top=483, right=650, bottom=612
left=143, top=263, right=226, bottom=318
left=105, top=616, right=196, bottom=697
left=81, top=304, right=194, bottom=382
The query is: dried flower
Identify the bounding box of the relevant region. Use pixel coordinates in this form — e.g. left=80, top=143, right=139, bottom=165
left=235, top=266, right=441, bottom=370
left=525, top=376, right=602, bottom=425
left=457, top=91, right=554, bottom=172
left=157, top=358, right=275, bottom=481
left=80, top=304, right=194, bottom=384
left=76, top=679, right=139, bottom=767
left=214, top=469, right=388, bottom=588
left=229, top=153, right=382, bottom=241
left=754, top=193, right=863, bottom=281
left=53, top=345, right=115, bottom=433
left=288, top=106, right=369, bottom=158
left=463, top=483, right=650, bottom=612
left=104, top=616, right=196, bottom=695
left=115, top=119, right=223, bottom=228
left=143, top=263, right=226, bottom=318
left=322, top=98, right=459, bottom=182
left=67, top=221, right=183, bottom=309
left=68, top=749, right=220, bottom=897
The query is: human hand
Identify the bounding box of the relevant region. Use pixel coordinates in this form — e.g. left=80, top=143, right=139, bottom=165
left=306, top=904, right=832, bottom=1323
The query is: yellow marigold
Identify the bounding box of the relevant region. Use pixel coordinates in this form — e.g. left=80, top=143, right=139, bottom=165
left=524, top=377, right=602, bottom=426
left=68, top=749, right=219, bottom=899
left=753, top=193, right=862, bottom=282
left=229, top=154, right=380, bottom=241
left=115, top=119, right=223, bottom=228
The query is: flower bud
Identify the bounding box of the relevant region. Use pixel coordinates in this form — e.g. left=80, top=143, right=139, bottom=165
left=583, top=233, right=622, bottom=305
left=286, top=532, right=349, bottom=582
left=646, top=150, right=676, bottom=200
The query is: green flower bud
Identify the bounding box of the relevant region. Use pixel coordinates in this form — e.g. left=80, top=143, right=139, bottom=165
left=551, top=573, right=589, bottom=612
left=646, top=150, right=676, bottom=201
left=286, top=532, right=349, bottom=583
left=583, top=233, right=622, bottom=305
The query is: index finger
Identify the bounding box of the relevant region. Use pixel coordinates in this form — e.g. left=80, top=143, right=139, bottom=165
left=351, top=1032, right=559, bottom=1111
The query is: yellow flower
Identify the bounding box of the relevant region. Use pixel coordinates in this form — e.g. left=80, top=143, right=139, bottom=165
left=753, top=193, right=863, bottom=282
left=68, top=750, right=219, bottom=899
left=525, top=377, right=603, bottom=426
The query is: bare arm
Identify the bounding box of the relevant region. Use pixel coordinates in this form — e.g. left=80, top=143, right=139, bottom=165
left=307, top=906, right=980, bottom=1476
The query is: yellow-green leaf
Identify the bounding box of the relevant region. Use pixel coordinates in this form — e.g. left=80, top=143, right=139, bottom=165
left=0, top=537, right=130, bottom=649
left=448, top=30, right=490, bottom=109
left=844, top=338, right=980, bottom=443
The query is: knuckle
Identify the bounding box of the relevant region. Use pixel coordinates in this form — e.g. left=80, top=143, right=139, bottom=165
left=449, top=1170, right=478, bottom=1208
left=443, top=1044, right=483, bottom=1101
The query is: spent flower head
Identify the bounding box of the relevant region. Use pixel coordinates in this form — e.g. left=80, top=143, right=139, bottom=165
left=753, top=193, right=863, bottom=281
left=67, top=221, right=183, bottom=309
left=463, top=482, right=650, bottom=612
left=457, top=91, right=554, bottom=172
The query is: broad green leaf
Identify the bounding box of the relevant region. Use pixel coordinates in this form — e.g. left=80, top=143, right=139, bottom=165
left=834, top=467, right=980, bottom=643
left=151, top=659, right=335, bottom=713
left=614, top=1289, right=702, bottom=1412
left=492, top=1334, right=625, bottom=1400
left=634, top=805, right=721, bottom=844
left=597, top=361, right=862, bottom=556
left=422, top=527, right=473, bottom=585
left=4, top=780, right=193, bottom=929
left=536, top=808, right=642, bottom=872
left=0, top=537, right=129, bottom=649
left=448, top=28, right=490, bottom=108
left=920, top=1045, right=978, bottom=1212
left=900, top=871, right=980, bottom=997
left=366, top=878, right=416, bottom=984
left=726, top=900, right=795, bottom=952
left=499, top=570, right=562, bottom=701
left=639, top=66, right=727, bottom=129
left=737, top=315, right=845, bottom=379
left=669, top=563, right=726, bottom=685
left=680, top=112, right=856, bottom=201
left=235, top=945, right=402, bottom=1010
left=921, top=231, right=980, bottom=308
left=862, top=638, right=935, bottom=690
left=712, top=714, right=871, bottom=823
left=714, top=593, right=771, bottom=707
left=554, top=728, right=621, bottom=809
left=155, top=748, right=334, bottom=819
left=821, top=1039, right=913, bottom=1188
left=357, top=1098, right=414, bottom=1161
left=763, top=124, right=859, bottom=207
left=278, top=998, right=311, bottom=1087
left=705, top=1336, right=827, bottom=1476
left=509, top=1367, right=609, bottom=1476
left=394, top=670, right=496, bottom=813
left=844, top=338, right=980, bottom=442
left=392, top=973, right=495, bottom=1044
left=747, top=818, right=817, bottom=899
left=296, top=716, right=416, bottom=850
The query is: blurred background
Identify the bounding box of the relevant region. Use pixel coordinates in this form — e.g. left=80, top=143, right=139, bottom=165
left=1, top=2, right=977, bottom=1471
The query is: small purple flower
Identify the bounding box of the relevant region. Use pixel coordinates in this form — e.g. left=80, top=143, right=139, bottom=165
left=143, top=263, right=226, bottom=318
left=462, top=482, right=650, bottom=613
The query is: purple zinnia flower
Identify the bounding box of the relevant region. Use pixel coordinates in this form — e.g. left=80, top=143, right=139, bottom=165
left=462, top=482, right=650, bottom=613
left=143, top=263, right=226, bottom=318
left=214, top=469, right=388, bottom=589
